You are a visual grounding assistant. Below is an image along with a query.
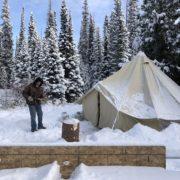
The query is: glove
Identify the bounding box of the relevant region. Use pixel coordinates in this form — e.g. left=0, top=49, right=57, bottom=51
left=28, top=96, right=33, bottom=101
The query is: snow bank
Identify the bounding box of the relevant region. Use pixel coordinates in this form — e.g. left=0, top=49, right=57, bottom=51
left=83, top=123, right=180, bottom=157
left=0, top=103, right=180, bottom=170
left=167, top=159, right=180, bottom=171
left=70, top=163, right=180, bottom=180
left=63, top=118, right=79, bottom=124
left=0, top=161, right=60, bottom=180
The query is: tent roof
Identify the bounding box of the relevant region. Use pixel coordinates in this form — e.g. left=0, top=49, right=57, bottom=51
left=79, top=52, right=180, bottom=120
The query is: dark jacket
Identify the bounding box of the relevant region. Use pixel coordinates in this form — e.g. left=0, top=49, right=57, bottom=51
left=22, top=83, right=44, bottom=105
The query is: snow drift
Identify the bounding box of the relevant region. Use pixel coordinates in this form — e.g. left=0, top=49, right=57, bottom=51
left=70, top=163, right=180, bottom=180
left=0, top=161, right=60, bottom=180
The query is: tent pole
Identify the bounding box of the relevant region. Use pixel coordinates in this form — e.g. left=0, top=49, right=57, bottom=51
left=112, top=113, right=119, bottom=130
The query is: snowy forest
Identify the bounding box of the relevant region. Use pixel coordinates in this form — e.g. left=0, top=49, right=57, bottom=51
left=0, top=0, right=179, bottom=104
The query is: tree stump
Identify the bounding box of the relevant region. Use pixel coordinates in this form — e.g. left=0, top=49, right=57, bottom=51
left=62, top=119, right=80, bottom=142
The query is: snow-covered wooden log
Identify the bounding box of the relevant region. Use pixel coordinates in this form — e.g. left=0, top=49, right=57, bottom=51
left=62, top=118, right=80, bottom=142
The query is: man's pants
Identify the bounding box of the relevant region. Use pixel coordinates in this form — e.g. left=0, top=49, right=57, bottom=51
left=28, top=104, right=43, bottom=130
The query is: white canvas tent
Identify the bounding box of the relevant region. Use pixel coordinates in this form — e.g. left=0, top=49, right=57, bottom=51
left=78, top=52, right=180, bottom=131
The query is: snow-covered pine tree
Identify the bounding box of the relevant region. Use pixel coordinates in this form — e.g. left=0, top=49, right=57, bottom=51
left=88, top=15, right=95, bottom=66
left=45, top=32, right=66, bottom=103
left=91, top=27, right=103, bottom=86
left=166, top=0, right=180, bottom=84
left=53, top=11, right=58, bottom=37
left=39, top=38, right=49, bottom=83
left=0, top=27, right=2, bottom=63
left=59, top=1, right=83, bottom=102
left=1, top=0, right=13, bottom=87
left=66, top=12, right=84, bottom=102
left=44, top=2, right=66, bottom=103
left=28, top=13, right=40, bottom=79
left=126, top=0, right=139, bottom=56
left=141, top=0, right=169, bottom=62
left=59, top=0, right=70, bottom=60
left=101, top=15, right=111, bottom=80
left=140, top=0, right=179, bottom=84
left=0, top=60, right=8, bottom=88
left=166, top=0, right=180, bottom=64
left=67, top=13, right=74, bottom=56
left=86, top=14, right=95, bottom=88
left=109, top=0, right=130, bottom=74
left=45, top=0, right=57, bottom=39
left=65, top=53, right=84, bottom=103
left=14, top=38, right=19, bottom=59
left=14, top=7, right=30, bottom=87
left=78, top=0, right=89, bottom=92
left=33, top=39, right=44, bottom=78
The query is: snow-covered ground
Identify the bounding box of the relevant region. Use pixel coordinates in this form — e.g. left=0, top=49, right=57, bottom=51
left=0, top=161, right=60, bottom=180
left=70, top=164, right=180, bottom=180
left=0, top=103, right=180, bottom=171
left=0, top=162, right=179, bottom=180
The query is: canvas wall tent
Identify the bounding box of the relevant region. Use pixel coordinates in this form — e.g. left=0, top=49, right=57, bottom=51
left=78, top=52, right=180, bottom=131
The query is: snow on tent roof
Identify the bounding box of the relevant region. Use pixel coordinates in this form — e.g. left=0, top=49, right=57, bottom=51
left=80, top=51, right=180, bottom=120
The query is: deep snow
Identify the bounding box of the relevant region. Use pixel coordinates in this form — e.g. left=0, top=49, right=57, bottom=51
left=0, top=161, right=60, bottom=180
left=1, top=162, right=179, bottom=180
left=70, top=163, right=180, bottom=180
left=0, top=103, right=180, bottom=171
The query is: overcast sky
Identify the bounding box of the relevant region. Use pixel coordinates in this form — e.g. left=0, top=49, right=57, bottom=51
left=0, top=0, right=142, bottom=44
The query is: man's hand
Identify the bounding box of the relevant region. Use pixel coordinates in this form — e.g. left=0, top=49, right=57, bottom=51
left=37, top=97, right=48, bottom=103
left=28, top=96, right=33, bottom=101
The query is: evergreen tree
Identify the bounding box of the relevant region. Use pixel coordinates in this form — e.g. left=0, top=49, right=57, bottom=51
left=65, top=53, right=84, bottom=103
left=59, top=0, right=73, bottom=79
left=0, top=27, right=2, bottom=63
left=0, top=62, right=8, bottom=88
left=66, top=12, right=84, bottom=102
left=84, top=14, right=95, bottom=89
left=109, top=0, right=130, bottom=74
left=44, top=32, right=66, bottom=103
left=1, top=0, right=13, bottom=87
left=88, top=15, right=95, bottom=67
left=101, top=15, right=111, bottom=80
left=67, top=13, right=74, bottom=56
left=45, top=0, right=57, bottom=39
left=44, top=2, right=66, bottom=103
left=166, top=0, right=180, bottom=65
left=78, top=0, right=89, bottom=91
left=166, top=0, right=180, bottom=84
left=33, top=39, right=44, bottom=77
left=40, top=38, right=49, bottom=79
left=140, top=0, right=180, bottom=84
left=59, top=0, right=69, bottom=59
left=91, top=27, right=102, bottom=86
left=126, top=0, right=139, bottom=55
left=14, top=38, right=19, bottom=59
left=28, top=13, right=40, bottom=79
left=14, top=7, right=30, bottom=87
left=53, top=11, right=58, bottom=37
left=59, top=1, right=83, bottom=102
left=141, top=0, right=169, bottom=62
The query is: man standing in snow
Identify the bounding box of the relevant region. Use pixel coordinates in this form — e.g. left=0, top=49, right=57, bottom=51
left=23, top=78, right=46, bottom=132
